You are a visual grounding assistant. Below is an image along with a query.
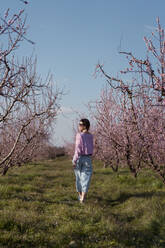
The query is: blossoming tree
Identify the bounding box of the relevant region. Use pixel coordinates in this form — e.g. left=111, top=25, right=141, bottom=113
left=93, top=18, right=165, bottom=182
left=0, top=6, right=62, bottom=174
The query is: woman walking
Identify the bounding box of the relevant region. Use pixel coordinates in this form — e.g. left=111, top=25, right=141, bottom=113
left=72, top=119, right=93, bottom=203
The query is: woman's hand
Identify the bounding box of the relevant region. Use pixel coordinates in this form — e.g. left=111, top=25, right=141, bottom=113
left=72, top=160, right=76, bottom=169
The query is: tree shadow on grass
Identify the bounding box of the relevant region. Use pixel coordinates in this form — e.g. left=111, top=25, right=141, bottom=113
left=1, top=238, right=60, bottom=248
left=113, top=191, right=165, bottom=205
left=94, top=170, right=114, bottom=176
left=91, top=191, right=165, bottom=207
left=85, top=195, right=165, bottom=248
left=109, top=224, right=165, bottom=248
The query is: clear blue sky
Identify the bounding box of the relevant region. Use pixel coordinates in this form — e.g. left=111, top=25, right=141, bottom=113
left=2, top=0, right=165, bottom=145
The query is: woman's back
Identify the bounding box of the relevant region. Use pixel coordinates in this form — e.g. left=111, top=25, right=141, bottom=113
left=80, top=132, right=93, bottom=155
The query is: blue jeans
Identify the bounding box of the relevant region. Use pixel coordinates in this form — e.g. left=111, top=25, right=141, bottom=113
left=74, top=155, right=93, bottom=193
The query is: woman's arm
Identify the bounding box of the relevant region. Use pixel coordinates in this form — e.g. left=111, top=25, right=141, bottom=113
left=72, top=133, right=83, bottom=165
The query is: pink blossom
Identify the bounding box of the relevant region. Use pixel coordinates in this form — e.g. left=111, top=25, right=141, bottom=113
left=8, top=19, right=14, bottom=25
left=4, top=8, right=9, bottom=19
left=162, top=98, right=165, bottom=105
left=155, top=79, right=161, bottom=90
left=19, top=10, right=24, bottom=16
left=158, top=96, right=162, bottom=102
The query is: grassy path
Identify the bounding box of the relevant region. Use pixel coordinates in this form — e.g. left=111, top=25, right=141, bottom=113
left=0, top=157, right=165, bottom=247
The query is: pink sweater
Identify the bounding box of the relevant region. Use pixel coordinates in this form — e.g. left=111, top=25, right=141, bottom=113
left=72, top=132, right=93, bottom=164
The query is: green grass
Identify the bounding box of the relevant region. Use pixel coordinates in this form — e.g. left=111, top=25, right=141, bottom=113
left=0, top=156, right=164, bottom=247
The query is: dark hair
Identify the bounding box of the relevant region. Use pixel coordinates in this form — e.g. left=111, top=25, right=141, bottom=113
left=79, top=118, right=90, bottom=131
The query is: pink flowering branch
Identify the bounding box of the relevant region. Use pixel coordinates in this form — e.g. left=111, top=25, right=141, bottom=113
left=0, top=7, right=62, bottom=174
left=93, top=18, right=165, bottom=182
